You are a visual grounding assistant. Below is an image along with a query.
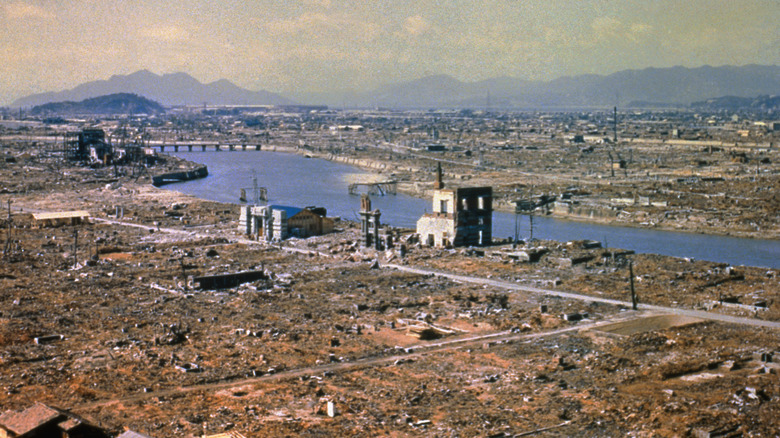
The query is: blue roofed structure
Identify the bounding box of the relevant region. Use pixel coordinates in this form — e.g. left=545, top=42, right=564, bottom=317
left=268, top=205, right=303, bottom=218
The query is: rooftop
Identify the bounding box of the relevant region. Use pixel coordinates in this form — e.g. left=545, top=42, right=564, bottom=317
left=0, top=403, right=61, bottom=436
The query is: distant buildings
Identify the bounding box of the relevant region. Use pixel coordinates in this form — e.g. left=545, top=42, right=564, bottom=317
left=416, top=164, right=492, bottom=247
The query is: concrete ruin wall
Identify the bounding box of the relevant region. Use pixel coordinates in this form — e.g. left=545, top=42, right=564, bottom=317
left=454, top=210, right=492, bottom=246
left=417, top=186, right=493, bottom=247
left=431, top=190, right=456, bottom=214
left=237, top=206, right=287, bottom=241
left=552, top=201, right=620, bottom=219
left=417, top=213, right=456, bottom=247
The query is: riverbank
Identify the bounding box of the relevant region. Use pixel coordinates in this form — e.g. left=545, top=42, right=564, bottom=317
left=1, top=141, right=778, bottom=437
left=252, top=145, right=779, bottom=241
left=151, top=165, right=208, bottom=186
left=163, top=149, right=780, bottom=268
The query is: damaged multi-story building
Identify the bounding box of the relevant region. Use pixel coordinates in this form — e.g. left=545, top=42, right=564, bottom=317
left=416, top=164, right=492, bottom=247
left=66, top=128, right=113, bottom=164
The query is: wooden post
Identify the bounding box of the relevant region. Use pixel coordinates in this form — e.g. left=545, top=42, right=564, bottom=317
left=629, top=261, right=637, bottom=310
left=4, top=199, right=12, bottom=258
left=180, top=259, right=188, bottom=289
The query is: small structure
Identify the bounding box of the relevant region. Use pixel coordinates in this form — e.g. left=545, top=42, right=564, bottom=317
left=202, top=432, right=247, bottom=438
left=358, top=194, right=381, bottom=249
left=287, top=206, right=334, bottom=237
left=239, top=205, right=332, bottom=240
left=31, top=210, right=90, bottom=228
left=239, top=205, right=287, bottom=241
left=348, top=180, right=397, bottom=196
left=193, top=269, right=268, bottom=290
left=0, top=403, right=108, bottom=438
left=116, top=431, right=154, bottom=438
left=416, top=164, right=492, bottom=247
left=612, top=159, right=627, bottom=170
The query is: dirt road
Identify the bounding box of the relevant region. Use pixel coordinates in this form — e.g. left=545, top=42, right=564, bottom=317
left=386, top=264, right=780, bottom=329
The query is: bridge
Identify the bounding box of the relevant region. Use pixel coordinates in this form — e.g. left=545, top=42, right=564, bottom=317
left=348, top=180, right=397, bottom=196
left=0, top=136, right=265, bottom=153
left=145, top=141, right=263, bottom=152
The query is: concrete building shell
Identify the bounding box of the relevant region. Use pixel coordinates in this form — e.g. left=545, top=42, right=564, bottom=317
left=417, top=186, right=492, bottom=247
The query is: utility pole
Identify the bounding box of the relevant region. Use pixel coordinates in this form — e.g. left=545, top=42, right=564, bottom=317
left=180, top=259, right=188, bottom=289
left=629, top=261, right=637, bottom=310
left=4, top=199, right=12, bottom=258
left=613, top=106, right=618, bottom=143
left=73, top=229, right=78, bottom=268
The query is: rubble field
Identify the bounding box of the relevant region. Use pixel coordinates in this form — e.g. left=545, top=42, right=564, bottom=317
left=251, top=118, right=780, bottom=240
left=0, top=144, right=778, bottom=437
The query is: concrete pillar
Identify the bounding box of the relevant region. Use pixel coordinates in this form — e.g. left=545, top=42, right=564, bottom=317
left=359, top=213, right=370, bottom=247
left=373, top=212, right=381, bottom=250
left=327, top=401, right=335, bottom=417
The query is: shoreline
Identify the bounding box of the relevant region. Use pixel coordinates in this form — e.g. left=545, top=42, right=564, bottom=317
left=168, top=146, right=776, bottom=241
left=1, top=142, right=778, bottom=437
left=313, top=151, right=778, bottom=241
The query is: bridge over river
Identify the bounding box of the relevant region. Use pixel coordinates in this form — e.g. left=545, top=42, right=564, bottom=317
left=145, top=141, right=263, bottom=152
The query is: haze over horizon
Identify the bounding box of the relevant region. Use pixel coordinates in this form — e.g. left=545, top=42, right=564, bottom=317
left=2, top=0, right=778, bottom=105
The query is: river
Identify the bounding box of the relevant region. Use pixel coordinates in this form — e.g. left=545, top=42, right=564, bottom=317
left=166, top=151, right=780, bottom=268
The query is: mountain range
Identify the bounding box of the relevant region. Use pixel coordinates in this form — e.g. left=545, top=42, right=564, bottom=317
left=11, top=64, right=780, bottom=110
left=312, top=64, right=780, bottom=109
left=13, top=70, right=294, bottom=108
left=690, top=95, right=780, bottom=111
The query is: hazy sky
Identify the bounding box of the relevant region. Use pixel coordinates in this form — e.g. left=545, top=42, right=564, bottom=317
left=1, top=0, right=778, bottom=103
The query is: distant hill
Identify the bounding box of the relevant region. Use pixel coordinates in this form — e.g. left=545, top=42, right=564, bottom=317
left=14, top=65, right=780, bottom=110
left=690, top=95, right=780, bottom=111
left=12, top=70, right=295, bottom=108
left=30, top=93, right=165, bottom=116
left=303, top=64, right=780, bottom=109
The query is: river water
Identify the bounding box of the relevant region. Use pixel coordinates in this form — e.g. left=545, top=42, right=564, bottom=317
left=166, top=151, right=780, bottom=268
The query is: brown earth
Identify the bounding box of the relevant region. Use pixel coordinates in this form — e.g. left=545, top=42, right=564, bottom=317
left=0, top=143, right=778, bottom=437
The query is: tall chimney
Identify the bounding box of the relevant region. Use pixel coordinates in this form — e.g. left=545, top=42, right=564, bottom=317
left=434, top=162, right=444, bottom=189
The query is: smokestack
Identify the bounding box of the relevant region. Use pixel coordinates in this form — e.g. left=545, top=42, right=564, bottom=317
left=613, top=106, right=618, bottom=143
left=434, top=162, right=444, bottom=189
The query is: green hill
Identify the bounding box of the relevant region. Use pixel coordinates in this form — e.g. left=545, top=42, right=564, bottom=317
left=30, top=93, right=165, bottom=115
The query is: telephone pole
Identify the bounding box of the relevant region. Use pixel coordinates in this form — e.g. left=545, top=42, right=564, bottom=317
left=613, top=106, right=618, bottom=143
left=73, top=229, right=78, bottom=268
left=629, top=261, right=637, bottom=310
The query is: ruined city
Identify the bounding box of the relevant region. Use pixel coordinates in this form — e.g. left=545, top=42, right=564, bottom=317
left=2, top=1, right=780, bottom=436
left=0, top=99, right=778, bottom=437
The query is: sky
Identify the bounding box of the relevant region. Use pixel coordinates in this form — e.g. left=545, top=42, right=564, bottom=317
left=1, top=0, right=778, bottom=104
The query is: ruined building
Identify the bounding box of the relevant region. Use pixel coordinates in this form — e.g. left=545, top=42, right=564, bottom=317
left=66, top=128, right=113, bottom=164
left=0, top=403, right=109, bottom=438
left=416, top=164, right=492, bottom=247
left=239, top=205, right=333, bottom=241
left=358, top=194, right=382, bottom=249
